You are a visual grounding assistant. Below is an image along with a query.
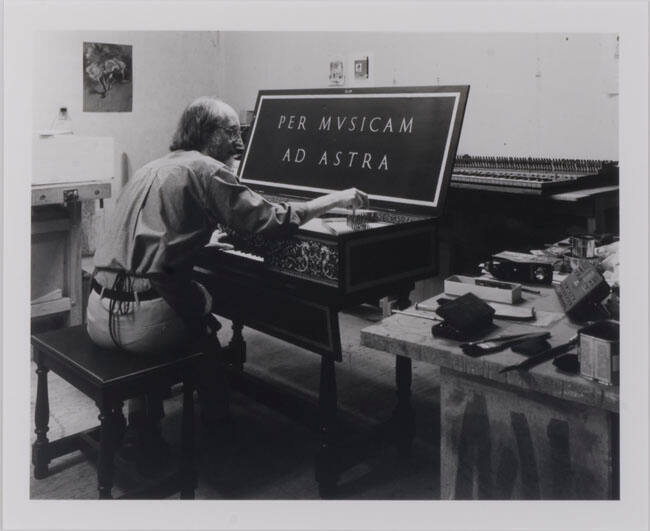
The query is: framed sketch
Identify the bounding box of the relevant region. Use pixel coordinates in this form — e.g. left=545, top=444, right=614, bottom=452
left=328, top=57, right=345, bottom=86
left=83, top=42, right=132, bottom=112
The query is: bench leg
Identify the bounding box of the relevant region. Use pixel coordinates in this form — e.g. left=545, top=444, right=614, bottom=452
left=181, top=372, right=196, bottom=499
left=198, top=337, right=231, bottom=427
left=33, top=356, right=50, bottom=479
left=97, top=403, right=119, bottom=499
left=315, top=357, right=339, bottom=499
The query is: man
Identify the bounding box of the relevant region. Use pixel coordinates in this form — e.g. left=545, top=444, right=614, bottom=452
left=87, top=96, right=368, bottom=459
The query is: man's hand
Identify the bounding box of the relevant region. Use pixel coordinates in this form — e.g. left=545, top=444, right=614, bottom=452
left=301, top=188, right=370, bottom=224
left=206, top=230, right=234, bottom=250
left=335, top=188, right=369, bottom=210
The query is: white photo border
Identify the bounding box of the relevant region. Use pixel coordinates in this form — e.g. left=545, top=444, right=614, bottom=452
left=3, top=1, right=648, bottom=530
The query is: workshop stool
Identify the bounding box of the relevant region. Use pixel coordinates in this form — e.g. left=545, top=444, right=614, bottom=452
left=31, top=325, right=207, bottom=499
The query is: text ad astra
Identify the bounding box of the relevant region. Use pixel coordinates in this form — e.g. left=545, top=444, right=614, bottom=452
left=281, top=148, right=389, bottom=171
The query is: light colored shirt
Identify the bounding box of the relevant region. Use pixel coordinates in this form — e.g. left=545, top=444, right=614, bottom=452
left=93, top=150, right=307, bottom=289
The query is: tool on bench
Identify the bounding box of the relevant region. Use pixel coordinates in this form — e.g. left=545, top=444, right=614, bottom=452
left=499, top=335, right=578, bottom=374
left=460, top=331, right=551, bottom=357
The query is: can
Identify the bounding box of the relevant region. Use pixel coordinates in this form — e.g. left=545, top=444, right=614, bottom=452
left=578, top=320, right=619, bottom=385
left=571, top=235, right=597, bottom=258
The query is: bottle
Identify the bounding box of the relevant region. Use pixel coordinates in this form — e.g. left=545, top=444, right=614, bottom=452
left=51, top=107, right=73, bottom=134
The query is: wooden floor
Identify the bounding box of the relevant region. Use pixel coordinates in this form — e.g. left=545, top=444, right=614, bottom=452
left=30, top=307, right=443, bottom=500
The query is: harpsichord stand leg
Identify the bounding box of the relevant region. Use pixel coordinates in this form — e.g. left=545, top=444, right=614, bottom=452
left=316, top=357, right=340, bottom=498
left=180, top=368, right=197, bottom=499
left=228, top=320, right=246, bottom=371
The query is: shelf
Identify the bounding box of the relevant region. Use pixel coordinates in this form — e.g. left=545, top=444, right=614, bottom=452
left=31, top=297, right=72, bottom=319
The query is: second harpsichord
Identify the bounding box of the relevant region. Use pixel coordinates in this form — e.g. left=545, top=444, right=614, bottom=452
left=451, top=155, right=618, bottom=194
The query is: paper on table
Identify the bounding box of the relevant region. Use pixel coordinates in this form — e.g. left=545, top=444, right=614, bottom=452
left=489, top=302, right=535, bottom=319
left=325, top=221, right=392, bottom=234
left=325, top=221, right=354, bottom=234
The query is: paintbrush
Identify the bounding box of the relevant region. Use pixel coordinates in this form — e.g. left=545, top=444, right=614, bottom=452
left=391, top=309, right=442, bottom=321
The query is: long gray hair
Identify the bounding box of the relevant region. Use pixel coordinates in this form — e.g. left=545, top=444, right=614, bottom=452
left=169, top=97, right=228, bottom=152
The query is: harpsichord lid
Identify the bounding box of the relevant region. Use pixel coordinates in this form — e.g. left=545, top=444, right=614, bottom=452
left=238, top=85, right=469, bottom=215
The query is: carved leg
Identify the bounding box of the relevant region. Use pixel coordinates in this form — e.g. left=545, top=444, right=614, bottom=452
left=214, top=339, right=231, bottom=420
left=32, top=354, right=50, bottom=479
left=315, top=357, right=339, bottom=499
left=393, top=355, right=416, bottom=457
left=97, top=401, right=118, bottom=499
left=229, top=320, right=246, bottom=371
left=180, top=370, right=196, bottom=499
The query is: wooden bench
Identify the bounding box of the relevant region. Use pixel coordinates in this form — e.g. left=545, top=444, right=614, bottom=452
left=31, top=325, right=206, bottom=499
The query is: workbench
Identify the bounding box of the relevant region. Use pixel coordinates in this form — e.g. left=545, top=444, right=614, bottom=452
left=31, top=181, right=111, bottom=326
left=361, top=286, right=619, bottom=499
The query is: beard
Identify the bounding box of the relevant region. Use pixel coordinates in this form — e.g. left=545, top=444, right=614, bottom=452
left=225, top=156, right=240, bottom=172
left=203, top=132, right=244, bottom=171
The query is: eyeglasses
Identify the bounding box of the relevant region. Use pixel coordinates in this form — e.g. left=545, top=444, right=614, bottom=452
left=218, top=125, right=242, bottom=139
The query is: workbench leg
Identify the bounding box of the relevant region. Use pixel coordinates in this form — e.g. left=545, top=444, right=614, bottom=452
left=315, top=357, right=339, bottom=499
left=392, top=355, right=415, bottom=457
left=65, top=201, right=83, bottom=327
left=440, top=367, right=617, bottom=500
left=32, top=353, right=51, bottom=479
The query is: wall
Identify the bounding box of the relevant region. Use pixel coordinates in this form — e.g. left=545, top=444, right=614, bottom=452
left=33, top=31, right=224, bottom=195
left=219, top=32, right=619, bottom=160
left=31, top=30, right=619, bottom=252
left=32, top=31, right=224, bottom=253
left=33, top=31, right=619, bottom=182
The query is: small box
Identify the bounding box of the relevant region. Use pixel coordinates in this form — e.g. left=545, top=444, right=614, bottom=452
left=487, top=251, right=557, bottom=284
left=444, top=275, right=522, bottom=304
left=578, top=320, right=619, bottom=385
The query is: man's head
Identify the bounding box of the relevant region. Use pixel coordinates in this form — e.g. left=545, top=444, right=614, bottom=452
left=169, top=97, right=244, bottom=168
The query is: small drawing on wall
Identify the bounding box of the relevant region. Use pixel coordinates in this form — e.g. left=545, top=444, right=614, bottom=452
left=83, top=42, right=132, bottom=112
left=328, top=59, right=345, bottom=86
left=349, top=52, right=373, bottom=84
left=354, top=57, right=369, bottom=80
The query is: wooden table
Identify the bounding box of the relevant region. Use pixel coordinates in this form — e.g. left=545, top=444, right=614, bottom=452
left=548, top=185, right=619, bottom=234
left=361, top=287, right=619, bottom=499
left=31, top=181, right=111, bottom=326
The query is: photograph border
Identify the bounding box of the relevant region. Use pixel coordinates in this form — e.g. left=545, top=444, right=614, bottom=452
left=3, top=1, right=648, bottom=530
